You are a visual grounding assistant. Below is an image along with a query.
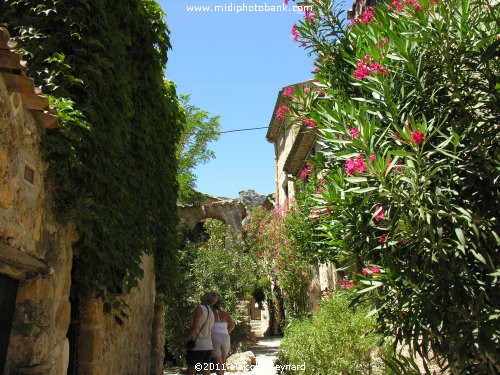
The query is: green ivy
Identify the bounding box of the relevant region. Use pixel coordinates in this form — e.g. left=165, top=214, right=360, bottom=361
left=2, top=0, right=184, bottom=304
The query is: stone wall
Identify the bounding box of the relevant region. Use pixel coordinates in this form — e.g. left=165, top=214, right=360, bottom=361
left=0, top=65, right=76, bottom=374
left=77, top=255, right=158, bottom=375
left=0, top=29, right=163, bottom=375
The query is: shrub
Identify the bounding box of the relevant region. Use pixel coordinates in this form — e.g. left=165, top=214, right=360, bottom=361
left=164, top=220, right=258, bottom=363
left=278, top=291, right=384, bottom=375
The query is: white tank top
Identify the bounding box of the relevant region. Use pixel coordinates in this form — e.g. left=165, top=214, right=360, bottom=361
left=213, top=310, right=229, bottom=335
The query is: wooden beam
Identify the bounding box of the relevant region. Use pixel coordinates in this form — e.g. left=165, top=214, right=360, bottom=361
left=31, top=111, right=59, bottom=129
left=1, top=72, right=35, bottom=95
left=20, top=93, right=49, bottom=111
left=0, top=50, right=23, bottom=70
left=0, top=243, right=49, bottom=280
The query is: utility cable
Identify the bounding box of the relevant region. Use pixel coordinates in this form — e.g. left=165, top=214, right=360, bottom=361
left=219, top=126, right=268, bottom=134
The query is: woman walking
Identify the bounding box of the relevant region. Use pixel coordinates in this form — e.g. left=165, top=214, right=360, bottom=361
left=211, top=298, right=235, bottom=375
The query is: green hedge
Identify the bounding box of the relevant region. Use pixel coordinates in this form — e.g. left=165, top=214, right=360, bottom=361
left=278, top=292, right=384, bottom=375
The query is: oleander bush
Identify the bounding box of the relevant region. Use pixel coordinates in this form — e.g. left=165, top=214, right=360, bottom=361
left=287, top=0, right=499, bottom=372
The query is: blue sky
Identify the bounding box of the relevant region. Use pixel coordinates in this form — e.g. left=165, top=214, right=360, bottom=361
left=158, top=0, right=348, bottom=198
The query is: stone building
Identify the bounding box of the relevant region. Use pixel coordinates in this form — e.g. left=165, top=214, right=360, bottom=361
left=0, top=27, right=164, bottom=375
left=266, top=80, right=318, bottom=206
left=266, top=80, right=340, bottom=314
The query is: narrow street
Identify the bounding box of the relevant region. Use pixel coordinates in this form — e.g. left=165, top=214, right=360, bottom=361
left=239, top=337, right=282, bottom=375
left=163, top=337, right=282, bottom=375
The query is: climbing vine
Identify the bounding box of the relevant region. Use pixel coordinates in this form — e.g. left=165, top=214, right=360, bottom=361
left=1, top=0, right=184, bottom=306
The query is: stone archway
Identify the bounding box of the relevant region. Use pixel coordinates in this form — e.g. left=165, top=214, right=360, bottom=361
left=177, top=199, right=247, bottom=235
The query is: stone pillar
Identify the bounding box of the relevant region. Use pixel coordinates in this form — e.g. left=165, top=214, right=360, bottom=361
left=77, top=298, right=105, bottom=375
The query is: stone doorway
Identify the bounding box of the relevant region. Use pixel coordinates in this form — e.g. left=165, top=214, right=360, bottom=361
left=0, top=274, right=18, bottom=375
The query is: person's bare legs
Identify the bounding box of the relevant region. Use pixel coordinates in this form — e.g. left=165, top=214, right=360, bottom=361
left=220, top=355, right=227, bottom=375
left=187, top=364, right=195, bottom=375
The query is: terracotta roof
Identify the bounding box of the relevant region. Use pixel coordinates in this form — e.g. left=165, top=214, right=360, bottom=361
left=0, top=27, right=58, bottom=129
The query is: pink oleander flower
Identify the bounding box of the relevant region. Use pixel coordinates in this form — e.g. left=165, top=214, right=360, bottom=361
left=300, top=162, right=312, bottom=180
left=354, top=55, right=387, bottom=80
left=347, top=280, right=354, bottom=288
left=395, top=165, right=403, bottom=172
left=374, top=205, right=385, bottom=222
left=380, top=235, right=387, bottom=243
left=291, top=23, right=300, bottom=42
left=304, top=87, right=310, bottom=93
left=345, top=158, right=357, bottom=174
left=316, top=187, right=325, bottom=195
left=325, top=207, right=331, bottom=214
left=411, top=131, right=425, bottom=144
left=274, top=267, right=279, bottom=273
left=303, top=118, right=317, bottom=128
left=349, top=127, right=360, bottom=138
left=388, top=1, right=404, bottom=11
left=276, top=105, right=290, bottom=122
left=362, top=267, right=369, bottom=276
left=345, top=155, right=366, bottom=175
left=370, top=62, right=381, bottom=72
left=354, top=67, right=370, bottom=79
left=361, top=10, right=374, bottom=24
left=355, top=155, right=366, bottom=173
left=369, top=154, right=376, bottom=162
left=283, top=86, right=294, bottom=97
left=371, top=266, right=380, bottom=274
left=408, top=0, right=422, bottom=10
left=302, top=271, right=307, bottom=277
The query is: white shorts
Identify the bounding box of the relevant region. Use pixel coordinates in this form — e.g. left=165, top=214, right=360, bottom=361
left=212, top=333, right=230, bottom=358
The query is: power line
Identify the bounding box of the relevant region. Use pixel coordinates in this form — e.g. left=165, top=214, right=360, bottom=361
left=182, top=126, right=268, bottom=135
left=220, top=126, right=268, bottom=134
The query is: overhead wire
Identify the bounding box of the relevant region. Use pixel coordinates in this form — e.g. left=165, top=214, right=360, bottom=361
left=219, top=126, right=268, bottom=134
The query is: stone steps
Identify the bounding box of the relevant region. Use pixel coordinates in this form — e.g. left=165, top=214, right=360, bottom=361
left=250, top=319, right=264, bottom=338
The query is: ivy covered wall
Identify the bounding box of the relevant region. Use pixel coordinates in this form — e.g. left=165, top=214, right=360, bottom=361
left=1, top=0, right=184, bottom=304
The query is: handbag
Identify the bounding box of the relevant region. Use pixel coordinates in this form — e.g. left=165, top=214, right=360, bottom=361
left=186, top=305, right=209, bottom=350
